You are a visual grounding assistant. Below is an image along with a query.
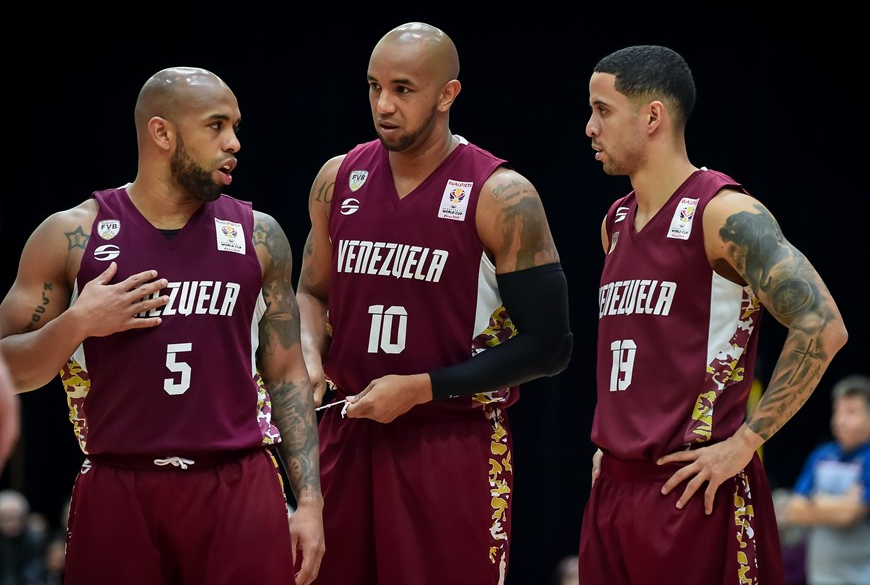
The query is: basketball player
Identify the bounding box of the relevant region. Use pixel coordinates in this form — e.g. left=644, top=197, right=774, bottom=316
left=0, top=67, right=324, bottom=585
left=297, top=22, right=573, bottom=585
left=578, top=45, right=848, bottom=584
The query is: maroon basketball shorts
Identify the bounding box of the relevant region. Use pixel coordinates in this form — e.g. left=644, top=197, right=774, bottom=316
left=64, top=449, right=294, bottom=585
left=578, top=451, right=786, bottom=585
left=314, top=404, right=514, bottom=585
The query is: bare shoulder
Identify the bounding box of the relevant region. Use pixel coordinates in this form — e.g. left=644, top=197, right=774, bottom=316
left=477, top=167, right=559, bottom=272
left=1, top=199, right=98, bottom=335
left=252, top=210, right=292, bottom=277
left=703, top=189, right=771, bottom=228
left=34, top=198, right=99, bottom=239
left=25, top=199, right=99, bottom=271
left=480, top=167, right=540, bottom=203
left=703, top=188, right=781, bottom=260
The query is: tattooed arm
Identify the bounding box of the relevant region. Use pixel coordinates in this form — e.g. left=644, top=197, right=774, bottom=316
left=709, top=192, right=847, bottom=441
left=660, top=189, right=848, bottom=514
left=0, top=200, right=168, bottom=391
left=477, top=167, right=561, bottom=271
left=296, top=155, right=343, bottom=406
left=253, top=211, right=324, bottom=582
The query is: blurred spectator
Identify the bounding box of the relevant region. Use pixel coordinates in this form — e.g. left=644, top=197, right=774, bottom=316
left=553, top=554, right=579, bottom=585
left=28, top=535, right=64, bottom=585
left=783, top=374, right=870, bottom=585
left=0, top=490, right=45, bottom=585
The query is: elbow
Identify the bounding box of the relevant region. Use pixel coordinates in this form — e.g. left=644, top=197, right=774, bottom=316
left=833, top=322, right=849, bottom=355
left=544, top=332, right=573, bottom=376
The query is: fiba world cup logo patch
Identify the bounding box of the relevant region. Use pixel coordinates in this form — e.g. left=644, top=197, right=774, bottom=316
left=437, top=179, right=473, bottom=221
left=349, top=170, right=369, bottom=192
left=667, top=197, right=699, bottom=240
left=448, top=187, right=466, bottom=206
left=215, top=218, right=246, bottom=254
left=97, top=219, right=121, bottom=240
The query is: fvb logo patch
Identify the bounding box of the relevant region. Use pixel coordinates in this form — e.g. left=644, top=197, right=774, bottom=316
left=437, top=179, right=472, bottom=221
left=349, top=170, right=368, bottom=192
left=215, top=219, right=246, bottom=254
left=97, top=219, right=121, bottom=240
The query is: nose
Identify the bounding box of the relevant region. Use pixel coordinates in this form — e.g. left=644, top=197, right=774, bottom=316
left=376, top=90, right=396, bottom=114
left=585, top=115, right=597, bottom=138
left=226, top=131, right=240, bottom=153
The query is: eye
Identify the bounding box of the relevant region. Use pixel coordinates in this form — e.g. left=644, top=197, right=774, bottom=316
left=369, top=82, right=381, bottom=91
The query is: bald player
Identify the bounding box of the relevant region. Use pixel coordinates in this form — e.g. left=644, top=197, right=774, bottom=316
left=0, top=66, right=324, bottom=585
left=297, top=22, right=573, bottom=585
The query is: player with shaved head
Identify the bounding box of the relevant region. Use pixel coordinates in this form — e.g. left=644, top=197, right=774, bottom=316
left=298, top=22, right=572, bottom=585
left=0, top=66, right=325, bottom=585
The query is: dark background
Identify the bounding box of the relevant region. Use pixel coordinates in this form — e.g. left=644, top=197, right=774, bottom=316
left=1, top=7, right=865, bottom=584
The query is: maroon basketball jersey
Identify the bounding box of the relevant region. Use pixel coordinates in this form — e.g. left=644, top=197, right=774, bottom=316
left=592, top=168, right=764, bottom=460
left=60, top=187, right=280, bottom=456
left=323, top=137, right=519, bottom=411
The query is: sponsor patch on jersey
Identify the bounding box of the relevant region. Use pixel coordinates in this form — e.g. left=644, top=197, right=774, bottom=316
left=215, top=218, right=246, bottom=254
left=667, top=197, right=699, bottom=240
left=437, top=179, right=472, bottom=221
left=97, top=219, right=121, bottom=240
left=93, top=244, right=120, bottom=261
left=615, top=206, right=629, bottom=223
left=340, top=198, right=360, bottom=215
left=349, top=170, right=368, bottom=192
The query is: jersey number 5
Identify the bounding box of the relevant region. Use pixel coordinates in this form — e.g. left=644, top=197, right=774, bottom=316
left=164, top=343, right=193, bottom=395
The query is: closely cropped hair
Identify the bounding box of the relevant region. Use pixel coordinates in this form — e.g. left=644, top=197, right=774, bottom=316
left=593, top=45, right=696, bottom=131
left=832, top=374, right=870, bottom=405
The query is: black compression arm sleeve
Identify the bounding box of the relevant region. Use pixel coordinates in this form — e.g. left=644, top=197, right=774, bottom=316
left=429, top=262, right=573, bottom=400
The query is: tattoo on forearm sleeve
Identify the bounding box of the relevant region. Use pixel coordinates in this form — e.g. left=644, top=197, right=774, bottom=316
left=268, top=380, right=321, bottom=498
left=719, top=203, right=838, bottom=439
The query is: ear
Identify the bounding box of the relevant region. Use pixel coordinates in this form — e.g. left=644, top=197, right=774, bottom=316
left=438, top=79, right=461, bottom=112
left=147, top=116, right=174, bottom=151
left=646, top=101, right=665, bottom=134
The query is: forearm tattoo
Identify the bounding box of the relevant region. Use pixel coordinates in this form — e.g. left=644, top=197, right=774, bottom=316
left=268, top=379, right=321, bottom=500
left=254, top=216, right=321, bottom=497
left=719, top=204, right=838, bottom=439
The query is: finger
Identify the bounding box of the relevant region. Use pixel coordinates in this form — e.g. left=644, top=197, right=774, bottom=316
left=131, top=277, right=168, bottom=298
left=124, top=317, right=163, bottom=330
left=288, top=532, right=299, bottom=578
left=704, top=484, right=717, bottom=515
left=676, top=476, right=704, bottom=509
left=660, top=467, right=690, bottom=495
left=295, top=554, right=314, bottom=585
left=137, top=293, right=169, bottom=314
left=657, top=450, right=696, bottom=465
left=95, top=261, right=119, bottom=283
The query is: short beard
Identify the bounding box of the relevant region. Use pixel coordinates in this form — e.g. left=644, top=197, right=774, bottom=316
left=377, top=106, right=438, bottom=153
left=171, top=135, right=221, bottom=202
